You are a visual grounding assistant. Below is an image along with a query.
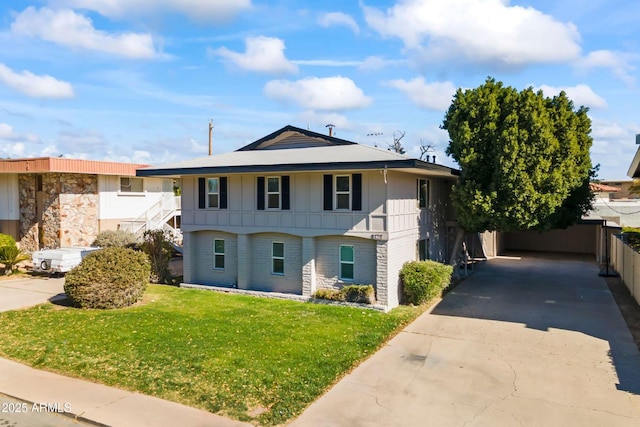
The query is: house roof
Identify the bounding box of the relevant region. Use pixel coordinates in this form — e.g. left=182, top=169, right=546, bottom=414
left=589, top=182, right=621, bottom=192
left=137, top=125, right=460, bottom=178
left=0, top=157, right=148, bottom=176
left=628, top=145, right=640, bottom=178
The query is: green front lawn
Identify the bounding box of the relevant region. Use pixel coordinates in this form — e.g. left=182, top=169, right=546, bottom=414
left=0, top=285, right=421, bottom=425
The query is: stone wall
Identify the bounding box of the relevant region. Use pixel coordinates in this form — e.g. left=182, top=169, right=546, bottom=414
left=18, top=173, right=98, bottom=251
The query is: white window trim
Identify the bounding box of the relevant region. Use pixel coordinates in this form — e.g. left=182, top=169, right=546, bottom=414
left=335, top=175, right=351, bottom=210
left=339, top=244, right=355, bottom=281
left=267, top=176, right=281, bottom=209
left=213, top=238, right=225, bottom=270
left=119, top=177, right=144, bottom=195
left=207, top=177, right=220, bottom=209
left=272, top=241, right=285, bottom=275
left=418, top=178, right=430, bottom=209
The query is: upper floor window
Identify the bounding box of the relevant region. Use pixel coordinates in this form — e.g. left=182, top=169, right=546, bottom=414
left=267, top=177, right=281, bottom=209
left=198, top=177, right=227, bottom=209
left=418, top=178, right=430, bottom=208
left=323, top=173, right=362, bottom=211
left=120, top=177, right=143, bottom=193
left=208, top=178, right=219, bottom=208
left=335, top=175, right=351, bottom=210
left=257, top=176, right=290, bottom=210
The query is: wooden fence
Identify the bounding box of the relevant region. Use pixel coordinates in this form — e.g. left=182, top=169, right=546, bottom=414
left=611, top=235, right=640, bottom=305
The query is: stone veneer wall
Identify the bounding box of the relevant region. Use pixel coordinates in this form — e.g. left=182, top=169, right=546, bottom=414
left=58, top=173, right=99, bottom=247
left=18, top=173, right=98, bottom=251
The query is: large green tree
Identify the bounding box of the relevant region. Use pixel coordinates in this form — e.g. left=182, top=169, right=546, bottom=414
left=442, top=77, right=595, bottom=234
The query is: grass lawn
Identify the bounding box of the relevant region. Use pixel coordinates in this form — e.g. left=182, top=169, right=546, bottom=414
left=0, top=285, right=422, bottom=425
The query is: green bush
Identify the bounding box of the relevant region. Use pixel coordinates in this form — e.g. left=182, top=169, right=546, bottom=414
left=92, top=229, right=139, bottom=248
left=64, top=247, right=150, bottom=309
left=0, top=233, right=16, bottom=249
left=313, top=285, right=376, bottom=304
left=0, top=244, right=30, bottom=275
left=400, top=260, right=453, bottom=305
left=141, top=229, right=174, bottom=284
left=341, top=285, right=376, bottom=304
left=313, top=288, right=343, bottom=301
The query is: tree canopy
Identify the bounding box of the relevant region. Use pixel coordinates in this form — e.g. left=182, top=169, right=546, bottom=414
left=442, top=77, right=595, bottom=233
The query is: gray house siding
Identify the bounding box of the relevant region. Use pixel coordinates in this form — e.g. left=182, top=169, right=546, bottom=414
left=191, top=231, right=238, bottom=287
left=247, top=232, right=303, bottom=294
left=315, top=235, right=377, bottom=290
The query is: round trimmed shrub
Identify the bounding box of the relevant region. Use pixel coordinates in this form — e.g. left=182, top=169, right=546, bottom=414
left=64, top=247, right=150, bottom=309
left=400, top=260, right=453, bottom=305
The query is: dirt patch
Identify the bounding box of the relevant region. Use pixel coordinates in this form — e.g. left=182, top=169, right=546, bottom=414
left=604, top=276, right=640, bottom=351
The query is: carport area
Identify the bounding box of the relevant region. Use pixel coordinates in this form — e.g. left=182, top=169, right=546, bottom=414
left=291, top=253, right=640, bottom=426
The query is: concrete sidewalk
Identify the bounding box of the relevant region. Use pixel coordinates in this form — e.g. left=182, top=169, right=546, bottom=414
left=290, top=254, right=640, bottom=426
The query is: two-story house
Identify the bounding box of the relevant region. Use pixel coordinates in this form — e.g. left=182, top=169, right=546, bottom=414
left=138, top=125, right=459, bottom=309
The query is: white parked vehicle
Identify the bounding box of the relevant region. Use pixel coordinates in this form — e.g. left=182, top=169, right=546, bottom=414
left=31, top=247, right=101, bottom=275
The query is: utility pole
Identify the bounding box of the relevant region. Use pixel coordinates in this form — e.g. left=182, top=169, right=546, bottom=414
left=208, top=120, right=213, bottom=156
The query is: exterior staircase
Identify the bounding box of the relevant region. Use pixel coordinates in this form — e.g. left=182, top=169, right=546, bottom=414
left=119, top=195, right=182, bottom=244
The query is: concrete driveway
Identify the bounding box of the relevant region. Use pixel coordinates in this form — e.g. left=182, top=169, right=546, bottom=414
left=290, top=254, right=640, bottom=426
left=0, top=276, right=65, bottom=312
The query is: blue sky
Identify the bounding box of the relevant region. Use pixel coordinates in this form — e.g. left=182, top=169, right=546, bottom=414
left=0, top=0, right=638, bottom=180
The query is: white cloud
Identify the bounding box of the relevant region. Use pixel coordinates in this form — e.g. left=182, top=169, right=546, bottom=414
left=318, top=12, right=360, bottom=34
left=537, top=84, right=607, bottom=109
left=213, top=36, right=298, bottom=75
left=576, top=50, right=636, bottom=85
left=0, top=122, right=41, bottom=144
left=589, top=118, right=639, bottom=178
left=0, top=63, right=74, bottom=99
left=264, top=76, right=372, bottom=111
left=295, top=111, right=351, bottom=131
left=363, top=0, right=581, bottom=67
left=386, top=77, right=456, bottom=111
left=358, top=56, right=403, bottom=71
left=11, top=7, right=160, bottom=59
left=49, top=0, right=252, bottom=22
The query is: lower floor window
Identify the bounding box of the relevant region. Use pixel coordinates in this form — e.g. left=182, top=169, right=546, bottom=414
left=214, top=239, right=225, bottom=269
left=339, top=245, right=354, bottom=281
left=272, top=242, right=284, bottom=275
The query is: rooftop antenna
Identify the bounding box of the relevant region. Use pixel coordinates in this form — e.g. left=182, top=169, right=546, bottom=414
left=208, top=120, right=213, bottom=156
left=326, top=123, right=335, bottom=137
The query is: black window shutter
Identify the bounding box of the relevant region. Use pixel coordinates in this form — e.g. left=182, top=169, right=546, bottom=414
left=352, top=173, right=362, bottom=211
left=257, top=176, right=265, bottom=210
left=220, top=177, right=228, bottom=209
left=282, top=175, right=290, bottom=210
left=323, top=174, right=333, bottom=210
left=198, top=177, right=206, bottom=209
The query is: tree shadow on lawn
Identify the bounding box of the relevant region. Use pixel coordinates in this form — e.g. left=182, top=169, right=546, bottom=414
left=430, top=251, right=640, bottom=395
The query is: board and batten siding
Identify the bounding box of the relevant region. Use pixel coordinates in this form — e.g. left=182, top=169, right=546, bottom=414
left=0, top=174, right=19, bottom=220
left=181, top=171, right=387, bottom=237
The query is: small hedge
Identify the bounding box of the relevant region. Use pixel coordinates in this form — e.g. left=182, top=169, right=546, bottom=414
left=400, top=260, right=453, bottom=305
left=313, top=284, right=376, bottom=304
left=64, top=247, right=150, bottom=309
left=91, top=229, right=139, bottom=248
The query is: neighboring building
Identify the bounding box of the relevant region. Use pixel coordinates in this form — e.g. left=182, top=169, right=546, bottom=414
left=585, top=180, right=640, bottom=227
left=138, top=125, right=459, bottom=309
left=0, top=157, right=180, bottom=251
